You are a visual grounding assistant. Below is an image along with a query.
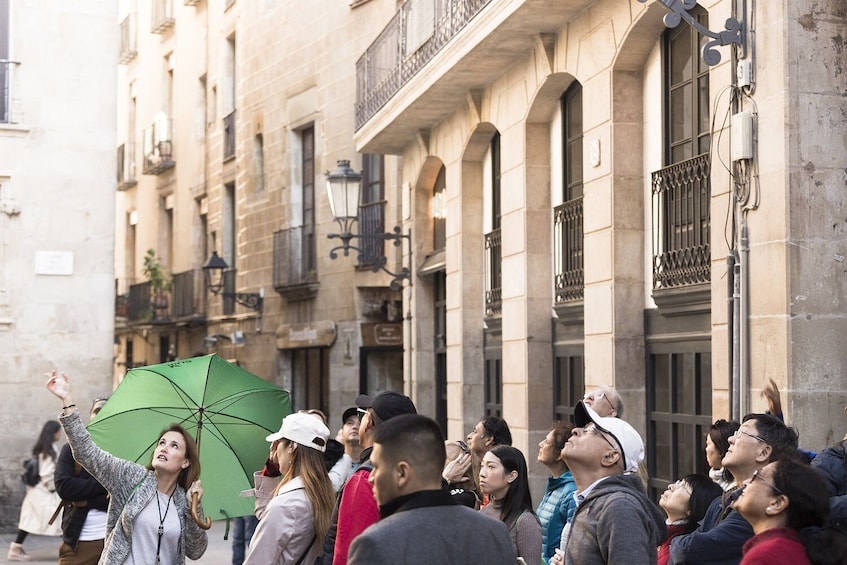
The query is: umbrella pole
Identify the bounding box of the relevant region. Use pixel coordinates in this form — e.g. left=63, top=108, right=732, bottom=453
left=190, top=415, right=211, bottom=529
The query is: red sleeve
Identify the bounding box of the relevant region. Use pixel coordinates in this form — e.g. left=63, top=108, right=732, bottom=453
left=333, top=469, right=378, bottom=565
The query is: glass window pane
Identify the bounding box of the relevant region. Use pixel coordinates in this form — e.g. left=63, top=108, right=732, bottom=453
left=567, top=140, right=583, bottom=188
left=671, top=84, right=692, bottom=143
left=670, top=26, right=692, bottom=85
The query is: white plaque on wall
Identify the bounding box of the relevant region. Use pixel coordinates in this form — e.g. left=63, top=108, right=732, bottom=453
left=35, top=251, right=74, bottom=276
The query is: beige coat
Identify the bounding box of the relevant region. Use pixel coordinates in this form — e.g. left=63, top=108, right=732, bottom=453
left=18, top=452, right=62, bottom=536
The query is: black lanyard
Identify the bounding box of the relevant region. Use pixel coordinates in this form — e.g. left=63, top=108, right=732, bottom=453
left=155, top=489, right=176, bottom=564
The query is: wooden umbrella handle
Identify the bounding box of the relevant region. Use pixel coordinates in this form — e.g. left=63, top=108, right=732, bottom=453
left=191, top=491, right=212, bottom=530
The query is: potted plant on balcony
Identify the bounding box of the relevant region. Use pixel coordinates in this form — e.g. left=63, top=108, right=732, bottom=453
left=142, top=248, right=172, bottom=320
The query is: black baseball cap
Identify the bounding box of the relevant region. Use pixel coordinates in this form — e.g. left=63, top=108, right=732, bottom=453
left=355, top=391, right=416, bottom=422
left=342, top=406, right=359, bottom=424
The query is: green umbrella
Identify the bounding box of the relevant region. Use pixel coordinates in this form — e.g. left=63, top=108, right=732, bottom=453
left=87, top=354, right=291, bottom=523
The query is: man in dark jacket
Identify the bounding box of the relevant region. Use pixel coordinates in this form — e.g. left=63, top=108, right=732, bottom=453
left=811, top=434, right=847, bottom=529
left=54, top=398, right=109, bottom=565
left=348, top=414, right=515, bottom=565
left=669, top=413, right=799, bottom=565
left=554, top=401, right=665, bottom=565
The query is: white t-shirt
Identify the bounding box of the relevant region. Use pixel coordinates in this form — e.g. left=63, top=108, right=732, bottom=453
left=78, top=509, right=107, bottom=541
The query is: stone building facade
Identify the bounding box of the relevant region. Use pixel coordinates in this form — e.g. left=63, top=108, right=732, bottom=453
left=0, top=0, right=117, bottom=530
left=114, top=0, right=406, bottom=429
left=354, top=0, right=847, bottom=496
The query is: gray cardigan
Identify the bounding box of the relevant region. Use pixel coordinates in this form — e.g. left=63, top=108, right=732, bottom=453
left=60, top=412, right=208, bottom=565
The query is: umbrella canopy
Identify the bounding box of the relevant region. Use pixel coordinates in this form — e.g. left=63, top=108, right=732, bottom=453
left=88, top=354, right=291, bottom=522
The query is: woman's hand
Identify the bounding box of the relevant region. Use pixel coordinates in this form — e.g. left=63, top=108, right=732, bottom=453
left=549, top=548, right=565, bottom=565
left=45, top=370, right=73, bottom=405
left=187, top=480, right=203, bottom=503
left=442, top=452, right=472, bottom=484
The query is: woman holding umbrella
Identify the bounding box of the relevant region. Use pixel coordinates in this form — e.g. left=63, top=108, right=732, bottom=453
left=46, top=370, right=208, bottom=564
left=245, top=412, right=335, bottom=564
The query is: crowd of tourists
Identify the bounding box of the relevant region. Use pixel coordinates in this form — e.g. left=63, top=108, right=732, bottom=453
left=7, top=370, right=847, bottom=564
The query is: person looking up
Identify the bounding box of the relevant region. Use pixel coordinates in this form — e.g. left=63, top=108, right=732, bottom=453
left=657, top=474, right=723, bottom=565
left=536, top=421, right=577, bottom=563
left=45, top=370, right=208, bottom=565
left=582, top=385, right=624, bottom=418
left=706, top=419, right=740, bottom=492
left=734, top=459, right=847, bottom=565
left=443, top=416, right=512, bottom=499
left=670, top=413, right=799, bottom=565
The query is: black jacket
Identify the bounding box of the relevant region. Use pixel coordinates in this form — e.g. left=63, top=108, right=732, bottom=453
left=812, top=439, right=847, bottom=528
left=53, top=443, right=109, bottom=548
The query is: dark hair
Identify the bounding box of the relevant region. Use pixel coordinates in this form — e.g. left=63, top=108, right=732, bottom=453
left=373, top=414, right=446, bottom=482
left=488, top=445, right=535, bottom=526
left=482, top=416, right=512, bottom=447
left=681, top=474, right=723, bottom=535
left=551, top=420, right=574, bottom=452
left=33, top=420, right=61, bottom=460
left=742, top=414, right=799, bottom=462
left=767, top=459, right=847, bottom=565
left=709, top=419, right=739, bottom=482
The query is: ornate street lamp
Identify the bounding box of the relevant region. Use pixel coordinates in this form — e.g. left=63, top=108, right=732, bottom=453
left=325, top=159, right=411, bottom=290
left=202, top=251, right=264, bottom=314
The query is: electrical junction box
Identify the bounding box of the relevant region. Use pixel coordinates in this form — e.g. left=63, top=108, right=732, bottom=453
left=737, top=60, right=752, bottom=88
left=731, top=111, right=753, bottom=161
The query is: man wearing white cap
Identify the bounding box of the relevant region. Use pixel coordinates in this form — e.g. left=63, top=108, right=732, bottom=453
left=551, top=401, right=665, bottom=565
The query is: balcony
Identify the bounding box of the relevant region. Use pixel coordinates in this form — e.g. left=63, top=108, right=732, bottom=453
left=357, top=201, right=386, bottom=267
left=115, top=278, right=134, bottom=319
left=119, top=14, right=138, bottom=64
left=127, top=281, right=171, bottom=323
left=553, top=196, right=584, bottom=304
left=223, top=110, right=236, bottom=162
left=354, top=0, right=593, bottom=153
left=151, top=0, right=175, bottom=34
left=484, top=227, right=501, bottom=317
left=170, top=269, right=207, bottom=323
left=651, top=154, right=711, bottom=303
left=273, top=226, right=319, bottom=301
left=117, top=143, right=137, bottom=190
left=0, top=59, right=21, bottom=124
left=143, top=115, right=175, bottom=175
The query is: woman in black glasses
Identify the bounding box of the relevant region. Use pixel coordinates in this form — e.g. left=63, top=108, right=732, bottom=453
left=733, top=459, right=846, bottom=565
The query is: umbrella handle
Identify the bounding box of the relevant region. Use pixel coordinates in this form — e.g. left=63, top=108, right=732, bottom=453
left=191, top=491, right=212, bottom=530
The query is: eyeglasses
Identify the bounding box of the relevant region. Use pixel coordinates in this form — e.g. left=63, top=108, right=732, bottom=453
left=733, top=428, right=767, bottom=443
left=584, top=391, right=606, bottom=401
left=455, top=440, right=470, bottom=454
left=751, top=469, right=783, bottom=495
left=583, top=423, right=620, bottom=452
left=671, top=480, right=692, bottom=495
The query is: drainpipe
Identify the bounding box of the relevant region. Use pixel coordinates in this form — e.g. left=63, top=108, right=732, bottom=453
left=728, top=253, right=738, bottom=420
left=739, top=217, right=750, bottom=417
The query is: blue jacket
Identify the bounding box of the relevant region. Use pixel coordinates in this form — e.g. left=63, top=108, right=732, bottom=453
left=669, top=491, right=753, bottom=565
left=811, top=439, right=847, bottom=528
left=536, top=471, right=577, bottom=562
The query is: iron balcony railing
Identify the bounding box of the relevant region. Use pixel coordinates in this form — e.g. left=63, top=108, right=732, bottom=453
left=119, top=14, right=138, bottom=64
left=223, top=110, right=236, bottom=161
left=117, top=142, right=137, bottom=190
left=273, top=226, right=319, bottom=296
left=358, top=200, right=386, bottom=267
left=484, top=227, right=502, bottom=316
left=171, top=269, right=206, bottom=320
left=115, top=278, right=134, bottom=319
left=355, top=0, right=493, bottom=130
left=143, top=115, right=175, bottom=175
left=554, top=196, right=584, bottom=303
left=127, top=280, right=171, bottom=322
left=651, top=153, right=711, bottom=290
left=151, top=0, right=175, bottom=34
left=0, top=59, right=21, bottom=124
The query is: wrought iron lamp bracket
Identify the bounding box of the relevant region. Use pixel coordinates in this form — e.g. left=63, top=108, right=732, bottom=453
left=222, top=292, right=263, bottom=314
left=639, top=0, right=745, bottom=65
left=327, top=224, right=411, bottom=291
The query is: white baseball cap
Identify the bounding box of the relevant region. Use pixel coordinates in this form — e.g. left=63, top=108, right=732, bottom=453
left=266, top=412, right=330, bottom=452
left=574, top=401, right=644, bottom=473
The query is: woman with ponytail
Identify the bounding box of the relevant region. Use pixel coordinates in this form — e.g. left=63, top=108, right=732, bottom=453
left=245, top=412, right=336, bottom=564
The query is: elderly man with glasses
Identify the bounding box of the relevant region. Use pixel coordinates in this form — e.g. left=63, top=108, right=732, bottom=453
left=669, top=413, right=799, bottom=565
left=550, top=401, right=665, bottom=565
left=582, top=386, right=625, bottom=419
